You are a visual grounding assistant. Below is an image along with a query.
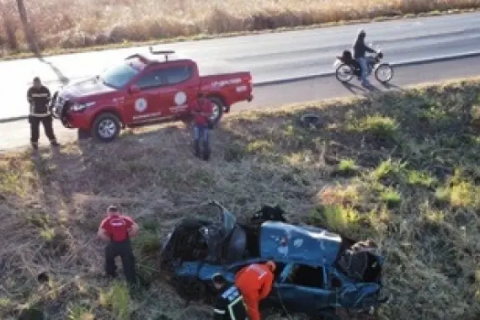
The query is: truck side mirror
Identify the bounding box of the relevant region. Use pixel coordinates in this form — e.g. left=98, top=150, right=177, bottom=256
left=129, top=85, right=140, bottom=94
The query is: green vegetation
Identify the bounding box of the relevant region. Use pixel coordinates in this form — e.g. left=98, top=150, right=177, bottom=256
left=2, top=77, right=480, bottom=319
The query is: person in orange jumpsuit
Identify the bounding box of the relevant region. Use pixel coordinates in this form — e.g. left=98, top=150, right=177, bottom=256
left=234, top=261, right=276, bottom=320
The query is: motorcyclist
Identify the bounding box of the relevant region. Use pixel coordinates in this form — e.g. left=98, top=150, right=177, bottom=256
left=353, top=29, right=377, bottom=87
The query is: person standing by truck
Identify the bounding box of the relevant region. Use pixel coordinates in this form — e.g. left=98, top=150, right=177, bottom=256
left=191, top=93, right=214, bottom=161
left=27, top=77, right=59, bottom=150
left=97, top=205, right=139, bottom=288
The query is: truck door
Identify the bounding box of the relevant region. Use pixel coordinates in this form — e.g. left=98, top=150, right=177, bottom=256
left=159, top=64, right=199, bottom=118
left=126, top=63, right=199, bottom=123
left=125, top=67, right=168, bottom=124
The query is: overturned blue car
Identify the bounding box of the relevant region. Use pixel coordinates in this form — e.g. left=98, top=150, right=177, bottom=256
left=160, top=202, right=390, bottom=319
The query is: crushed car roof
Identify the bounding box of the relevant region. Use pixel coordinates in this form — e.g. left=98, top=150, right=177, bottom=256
left=260, top=221, right=342, bottom=267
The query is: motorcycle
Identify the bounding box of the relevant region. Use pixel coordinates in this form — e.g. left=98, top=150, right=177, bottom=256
left=333, top=46, right=394, bottom=84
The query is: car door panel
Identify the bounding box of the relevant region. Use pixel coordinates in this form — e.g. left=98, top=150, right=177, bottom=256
left=275, top=284, right=314, bottom=313
left=162, top=65, right=199, bottom=118
left=338, top=283, right=381, bottom=309
left=123, top=68, right=166, bottom=124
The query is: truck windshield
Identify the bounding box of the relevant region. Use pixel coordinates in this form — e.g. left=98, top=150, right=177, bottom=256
left=100, top=62, right=140, bottom=89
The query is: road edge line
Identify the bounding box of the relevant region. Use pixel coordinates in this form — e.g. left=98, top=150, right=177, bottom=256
left=2, top=51, right=480, bottom=124
left=254, top=51, right=480, bottom=87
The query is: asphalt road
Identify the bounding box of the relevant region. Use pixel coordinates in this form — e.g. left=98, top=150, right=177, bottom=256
left=1, top=11, right=480, bottom=121
left=2, top=55, right=480, bottom=152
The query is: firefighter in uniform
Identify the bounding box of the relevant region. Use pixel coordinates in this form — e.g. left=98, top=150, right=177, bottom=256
left=212, top=273, right=248, bottom=320
left=234, top=261, right=276, bottom=320
left=27, top=77, right=59, bottom=150
left=97, top=205, right=139, bottom=287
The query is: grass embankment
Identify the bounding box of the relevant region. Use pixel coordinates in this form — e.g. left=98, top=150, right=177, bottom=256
left=2, top=77, right=480, bottom=319
left=0, top=0, right=479, bottom=59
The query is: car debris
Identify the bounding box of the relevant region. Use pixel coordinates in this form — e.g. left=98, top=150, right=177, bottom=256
left=159, top=201, right=390, bottom=319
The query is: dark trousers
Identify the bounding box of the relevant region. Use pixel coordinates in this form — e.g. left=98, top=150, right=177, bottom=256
left=193, top=124, right=210, bottom=160
left=29, top=115, right=57, bottom=144
left=105, top=239, right=137, bottom=285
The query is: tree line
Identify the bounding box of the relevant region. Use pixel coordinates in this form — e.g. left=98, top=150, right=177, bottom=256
left=1, top=0, right=39, bottom=55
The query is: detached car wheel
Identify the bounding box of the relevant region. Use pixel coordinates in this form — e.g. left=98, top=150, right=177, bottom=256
left=207, top=97, right=224, bottom=126
left=91, top=113, right=121, bottom=143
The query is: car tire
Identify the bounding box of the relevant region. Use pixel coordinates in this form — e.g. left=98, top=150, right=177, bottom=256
left=91, top=112, right=121, bottom=143
left=207, top=96, right=224, bottom=126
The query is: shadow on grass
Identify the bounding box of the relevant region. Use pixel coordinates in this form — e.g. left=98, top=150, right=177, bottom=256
left=0, top=123, right=196, bottom=319
left=212, top=79, right=480, bottom=319
left=379, top=81, right=403, bottom=91
left=2, top=79, right=480, bottom=319
left=340, top=81, right=367, bottom=95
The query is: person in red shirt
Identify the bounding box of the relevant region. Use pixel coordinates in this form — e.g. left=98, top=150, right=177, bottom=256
left=97, top=205, right=140, bottom=287
left=191, top=92, right=214, bottom=160
left=234, top=261, right=276, bottom=320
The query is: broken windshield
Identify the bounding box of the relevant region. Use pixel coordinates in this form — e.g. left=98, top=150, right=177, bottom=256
left=222, top=206, right=236, bottom=234
left=193, top=201, right=236, bottom=234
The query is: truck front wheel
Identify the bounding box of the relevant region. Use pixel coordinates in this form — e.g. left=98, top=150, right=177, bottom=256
left=91, top=113, right=121, bottom=142
left=207, top=97, right=224, bottom=126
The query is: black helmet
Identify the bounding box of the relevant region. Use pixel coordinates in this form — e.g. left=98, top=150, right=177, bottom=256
left=358, top=29, right=366, bottom=38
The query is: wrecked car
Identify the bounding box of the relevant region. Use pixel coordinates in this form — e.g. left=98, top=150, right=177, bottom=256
left=159, top=201, right=390, bottom=319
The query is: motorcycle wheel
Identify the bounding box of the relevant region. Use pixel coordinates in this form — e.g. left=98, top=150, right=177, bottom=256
left=375, top=63, right=394, bottom=83
left=335, top=64, right=354, bottom=83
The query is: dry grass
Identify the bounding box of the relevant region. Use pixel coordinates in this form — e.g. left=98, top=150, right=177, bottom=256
left=0, top=1, right=479, bottom=58
left=2, top=77, right=480, bottom=319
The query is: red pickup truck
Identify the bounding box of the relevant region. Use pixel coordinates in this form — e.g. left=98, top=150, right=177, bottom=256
left=51, top=49, right=253, bottom=142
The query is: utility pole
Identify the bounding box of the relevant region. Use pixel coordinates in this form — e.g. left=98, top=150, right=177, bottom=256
left=16, top=0, right=40, bottom=55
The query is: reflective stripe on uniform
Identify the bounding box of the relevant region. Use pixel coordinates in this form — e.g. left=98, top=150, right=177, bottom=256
left=213, top=309, right=226, bottom=314
left=246, top=264, right=267, bottom=279
left=30, top=104, right=50, bottom=117
left=31, top=93, right=50, bottom=97
left=227, top=295, right=243, bottom=320
left=30, top=113, right=51, bottom=117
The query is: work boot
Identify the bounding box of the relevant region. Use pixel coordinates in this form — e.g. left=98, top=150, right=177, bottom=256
left=50, top=140, right=60, bottom=147
left=31, top=142, right=38, bottom=151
